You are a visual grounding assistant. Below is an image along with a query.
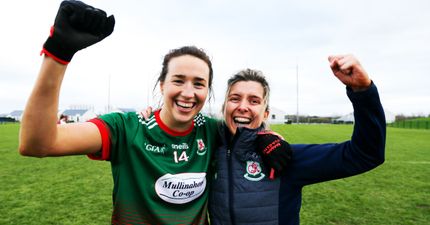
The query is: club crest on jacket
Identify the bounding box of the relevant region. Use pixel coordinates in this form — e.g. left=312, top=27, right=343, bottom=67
left=244, top=161, right=265, bottom=181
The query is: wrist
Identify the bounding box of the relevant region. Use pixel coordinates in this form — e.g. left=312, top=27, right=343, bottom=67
left=351, top=79, right=372, bottom=92
left=43, top=55, right=68, bottom=68
left=41, top=37, right=76, bottom=65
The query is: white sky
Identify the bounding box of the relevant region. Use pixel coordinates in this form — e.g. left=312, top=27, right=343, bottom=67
left=1, top=0, right=429, bottom=116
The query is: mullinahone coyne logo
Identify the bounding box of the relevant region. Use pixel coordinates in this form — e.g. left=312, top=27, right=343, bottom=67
left=155, top=173, right=206, bottom=204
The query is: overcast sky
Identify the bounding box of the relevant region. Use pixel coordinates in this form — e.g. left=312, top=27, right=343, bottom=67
left=1, top=0, right=429, bottom=117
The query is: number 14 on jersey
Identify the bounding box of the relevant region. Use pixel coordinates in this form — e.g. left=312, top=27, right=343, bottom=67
left=173, top=151, right=189, bottom=163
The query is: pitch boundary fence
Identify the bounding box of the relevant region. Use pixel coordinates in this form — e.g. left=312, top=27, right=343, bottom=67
left=388, top=120, right=430, bottom=130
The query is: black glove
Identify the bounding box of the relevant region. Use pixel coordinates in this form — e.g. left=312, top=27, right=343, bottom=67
left=41, top=0, right=115, bottom=64
left=256, top=131, right=293, bottom=179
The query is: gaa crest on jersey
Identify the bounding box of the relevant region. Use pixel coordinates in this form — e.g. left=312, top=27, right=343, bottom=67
left=155, top=173, right=206, bottom=204
left=196, top=139, right=207, bottom=156
left=244, top=161, right=265, bottom=181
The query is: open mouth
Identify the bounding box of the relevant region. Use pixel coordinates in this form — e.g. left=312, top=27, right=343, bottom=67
left=175, top=101, right=196, bottom=111
left=233, top=117, right=252, bottom=127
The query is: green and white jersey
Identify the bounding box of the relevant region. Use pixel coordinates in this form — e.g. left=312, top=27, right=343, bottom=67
left=90, top=110, right=218, bottom=225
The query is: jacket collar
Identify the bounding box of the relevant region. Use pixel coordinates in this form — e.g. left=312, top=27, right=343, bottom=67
left=220, top=122, right=266, bottom=161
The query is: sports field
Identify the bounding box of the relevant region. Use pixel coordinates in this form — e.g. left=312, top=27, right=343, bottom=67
left=1, top=123, right=429, bottom=224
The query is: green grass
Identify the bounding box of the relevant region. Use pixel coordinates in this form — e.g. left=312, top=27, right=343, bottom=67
left=272, top=124, right=430, bottom=225
left=1, top=124, right=429, bottom=224
left=0, top=124, right=112, bottom=225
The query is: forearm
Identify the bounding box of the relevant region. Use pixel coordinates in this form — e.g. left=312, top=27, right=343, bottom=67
left=348, top=82, right=386, bottom=166
left=19, top=57, right=67, bottom=156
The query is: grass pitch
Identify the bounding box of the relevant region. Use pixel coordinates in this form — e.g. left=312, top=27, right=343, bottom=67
left=1, top=123, right=429, bottom=224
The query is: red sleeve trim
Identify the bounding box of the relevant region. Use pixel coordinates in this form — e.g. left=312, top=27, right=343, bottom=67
left=49, top=26, right=54, bottom=37
left=40, top=48, right=70, bottom=65
left=257, top=130, right=285, bottom=140
left=154, top=110, right=194, bottom=136
left=87, top=118, right=111, bottom=161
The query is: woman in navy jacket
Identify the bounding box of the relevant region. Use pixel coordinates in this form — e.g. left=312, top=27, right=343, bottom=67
left=209, top=54, right=386, bottom=225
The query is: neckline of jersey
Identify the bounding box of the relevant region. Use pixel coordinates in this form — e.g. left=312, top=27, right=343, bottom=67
left=154, top=109, right=195, bottom=137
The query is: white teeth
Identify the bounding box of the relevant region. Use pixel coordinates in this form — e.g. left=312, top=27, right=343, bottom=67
left=234, top=117, right=251, bottom=124
left=236, top=123, right=247, bottom=127
left=176, top=101, right=194, bottom=108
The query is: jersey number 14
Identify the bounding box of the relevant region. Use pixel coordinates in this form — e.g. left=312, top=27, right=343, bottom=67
left=173, top=151, right=189, bottom=163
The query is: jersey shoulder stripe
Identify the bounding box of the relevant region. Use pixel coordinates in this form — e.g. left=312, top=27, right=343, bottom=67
left=137, top=112, right=158, bottom=129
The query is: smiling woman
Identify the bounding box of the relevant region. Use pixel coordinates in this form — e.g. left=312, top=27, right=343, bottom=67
left=209, top=56, right=387, bottom=225
left=223, top=69, right=270, bottom=135
left=90, top=45, right=221, bottom=224
left=158, top=54, right=211, bottom=131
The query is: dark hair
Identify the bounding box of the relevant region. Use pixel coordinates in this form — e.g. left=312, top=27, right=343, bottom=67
left=154, top=46, right=214, bottom=100
left=222, top=68, right=270, bottom=112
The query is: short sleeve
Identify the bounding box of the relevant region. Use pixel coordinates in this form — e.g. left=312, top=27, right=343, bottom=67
left=88, top=112, right=138, bottom=163
left=87, top=118, right=111, bottom=161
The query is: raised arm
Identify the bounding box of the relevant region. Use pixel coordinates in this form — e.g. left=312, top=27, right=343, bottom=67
left=19, top=0, right=115, bottom=157
left=286, top=55, right=386, bottom=186
left=328, top=54, right=385, bottom=165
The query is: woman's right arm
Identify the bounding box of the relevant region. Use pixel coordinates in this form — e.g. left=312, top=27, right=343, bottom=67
left=19, top=57, right=101, bottom=157
left=19, top=1, right=115, bottom=157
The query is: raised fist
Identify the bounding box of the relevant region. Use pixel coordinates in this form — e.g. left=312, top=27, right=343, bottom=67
left=42, top=0, right=115, bottom=64
left=328, top=54, right=371, bottom=91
